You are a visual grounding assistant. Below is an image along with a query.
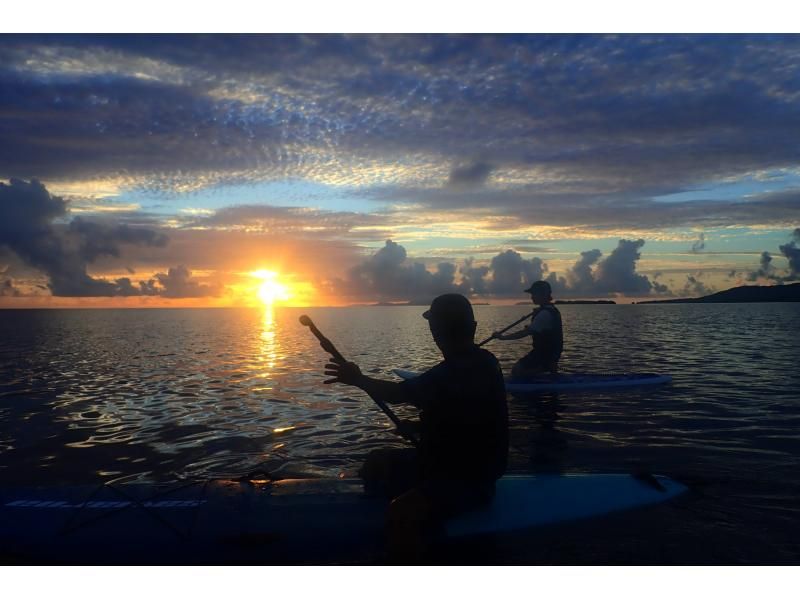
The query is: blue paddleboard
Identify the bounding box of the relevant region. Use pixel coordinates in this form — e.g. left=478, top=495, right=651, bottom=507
left=394, top=369, right=672, bottom=394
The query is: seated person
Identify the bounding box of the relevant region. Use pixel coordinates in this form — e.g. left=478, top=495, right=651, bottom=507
left=323, top=293, right=508, bottom=562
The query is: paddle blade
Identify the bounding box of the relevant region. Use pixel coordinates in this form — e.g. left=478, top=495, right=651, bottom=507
left=299, top=315, right=313, bottom=327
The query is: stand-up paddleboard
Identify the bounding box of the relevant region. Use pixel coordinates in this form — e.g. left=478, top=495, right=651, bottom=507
left=0, top=474, right=686, bottom=564
left=394, top=369, right=672, bottom=394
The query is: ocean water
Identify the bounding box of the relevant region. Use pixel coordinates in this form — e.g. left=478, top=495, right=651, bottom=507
left=1, top=304, right=799, bottom=564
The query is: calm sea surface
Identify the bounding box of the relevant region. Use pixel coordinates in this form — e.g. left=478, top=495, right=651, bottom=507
left=1, top=304, right=799, bottom=563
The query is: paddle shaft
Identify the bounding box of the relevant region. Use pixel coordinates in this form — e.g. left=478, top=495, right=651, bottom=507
left=302, top=318, right=417, bottom=446
left=477, top=310, right=535, bottom=347
left=304, top=321, right=346, bottom=362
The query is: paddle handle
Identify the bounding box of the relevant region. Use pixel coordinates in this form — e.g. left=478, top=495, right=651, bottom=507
left=477, top=311, right=535, bottom=347
left=305, top=322, right=346, bottom=363
left=301, top=316, right=417, bottom=446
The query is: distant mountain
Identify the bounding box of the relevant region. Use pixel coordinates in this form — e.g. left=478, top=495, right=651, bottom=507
left=637, top=283, right=800, bottom=304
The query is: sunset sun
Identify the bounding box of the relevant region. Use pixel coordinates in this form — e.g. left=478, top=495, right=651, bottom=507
left=250, top=270, right=291, bottom=305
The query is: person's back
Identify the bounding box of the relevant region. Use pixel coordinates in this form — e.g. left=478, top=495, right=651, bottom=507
left=402, top=345, right=507, bottom=485
left=526, top=302, right=563, bottom=371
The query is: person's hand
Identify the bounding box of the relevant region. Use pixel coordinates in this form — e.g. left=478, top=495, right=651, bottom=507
left=323, top=358, right=363, bottom=386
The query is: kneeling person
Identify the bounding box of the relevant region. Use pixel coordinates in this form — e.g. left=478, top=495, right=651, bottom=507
left=492, top=280, right=563, bottom=378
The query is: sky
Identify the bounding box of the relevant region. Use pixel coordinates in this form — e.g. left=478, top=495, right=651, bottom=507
left=1, top=33, right=800, bottom=307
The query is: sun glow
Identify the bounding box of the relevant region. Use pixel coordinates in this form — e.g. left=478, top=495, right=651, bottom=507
left=250, top=269, right=291, bottom=305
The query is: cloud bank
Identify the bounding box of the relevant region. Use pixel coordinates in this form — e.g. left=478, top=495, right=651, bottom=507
left=777, top=228, right=800, bottom=281
left=743, top=229, right=800, bottom=283
left=0, top=179, right=170, bottom=296
left=0, top=178, right=222, bottom=298
left=333, top=238, right=663, bottom=302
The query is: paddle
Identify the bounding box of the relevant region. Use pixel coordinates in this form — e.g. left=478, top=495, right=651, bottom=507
left=299, top=315, right=418, bottom=446
left=476, top=310, right=535, bottom=347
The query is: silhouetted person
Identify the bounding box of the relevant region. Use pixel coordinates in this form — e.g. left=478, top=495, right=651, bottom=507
left=323, top=293, right=508, bottom=562
left=492, top=280, right=563, bottom=378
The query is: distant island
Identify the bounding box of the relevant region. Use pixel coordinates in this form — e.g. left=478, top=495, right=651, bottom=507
left=371, top=301, right=490, bottom=306
left=367, top=284, right=800, bottom=306
left=515, top=300, right=616, bottom=305
left=637, top=282, right=800, bottom=304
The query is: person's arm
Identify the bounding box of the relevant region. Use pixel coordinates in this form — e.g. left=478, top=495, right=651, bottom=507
left=323, top=359, right=408, bottom=405
left=493, top=328, right=532, bottom=341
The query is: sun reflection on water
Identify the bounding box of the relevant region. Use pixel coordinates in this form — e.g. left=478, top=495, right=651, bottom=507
left=258, top=306, right=279, bottom=375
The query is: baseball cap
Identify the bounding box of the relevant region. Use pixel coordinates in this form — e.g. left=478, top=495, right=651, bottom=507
left=524, top=280, right=552, bottom=295
left=422, top=293, right=475, bottom=326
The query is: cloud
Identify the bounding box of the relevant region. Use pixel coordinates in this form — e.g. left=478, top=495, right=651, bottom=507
left=0, top=178, right=168, bottom=296
left=691, top=232, right=706, bottom=253
left=747, top=251, right=774, bottom=282
left=69, top=217, right=167, bottom=261
left=98, top=266, right=221, bottom=298
left=651, top=280, right=671, bottom=294
left=739, top=230, right=800, bottom=283
left=777, top=228, right=800, bottom=281
left=458, top=258, right=490, bottom=295
left=447, top=161, right=493, bottom=188
left=363, top=185, right=800, bottom=235
left=336, top=239, right=463, bottom=302
left=1, top=278, right=20, bottom=296
left=151, top=265, right=221, bottom=298
left=488, top=250, right=547, bottom=295
left=592, top=239, right=654, bottom=295
left=549, top=248, right=602, bottom=295
left=544, top=240, right=657, bottom=297
left=683, top=273, right=714, bottom=297
left=187, top=204, right=383, bottom=238
left=109, top=277, right=144, bottom=296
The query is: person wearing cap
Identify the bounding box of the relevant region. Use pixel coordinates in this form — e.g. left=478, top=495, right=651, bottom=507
left=323, top=293, right=508, bottom=562
left=492, top=280, right=563, bottom=378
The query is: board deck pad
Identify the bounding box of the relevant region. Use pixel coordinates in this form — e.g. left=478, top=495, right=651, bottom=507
left=0, top=474, right=687, bottom=564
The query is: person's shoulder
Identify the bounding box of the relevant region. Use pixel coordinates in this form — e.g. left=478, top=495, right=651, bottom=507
left=473, top=348, right=505, bottom=389
left=544, top=304, right=562, bottom=323
left=414, top=359, right=448, bottom=382
left=474, top=347, right=502, bottom=369
left=537, top=306, right=558, bottom=320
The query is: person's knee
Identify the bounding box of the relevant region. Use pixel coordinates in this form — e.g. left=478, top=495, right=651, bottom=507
left=359, top=448, right=390, bottom=479
left=360, top=448, right=419, bottom=498
left=511, top=359, right=529, bottom=378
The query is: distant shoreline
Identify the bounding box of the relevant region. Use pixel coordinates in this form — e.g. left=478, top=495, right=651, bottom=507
left=2, top=283, right=799, bottom=309
left=636, top=282, right=800, bottom=304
